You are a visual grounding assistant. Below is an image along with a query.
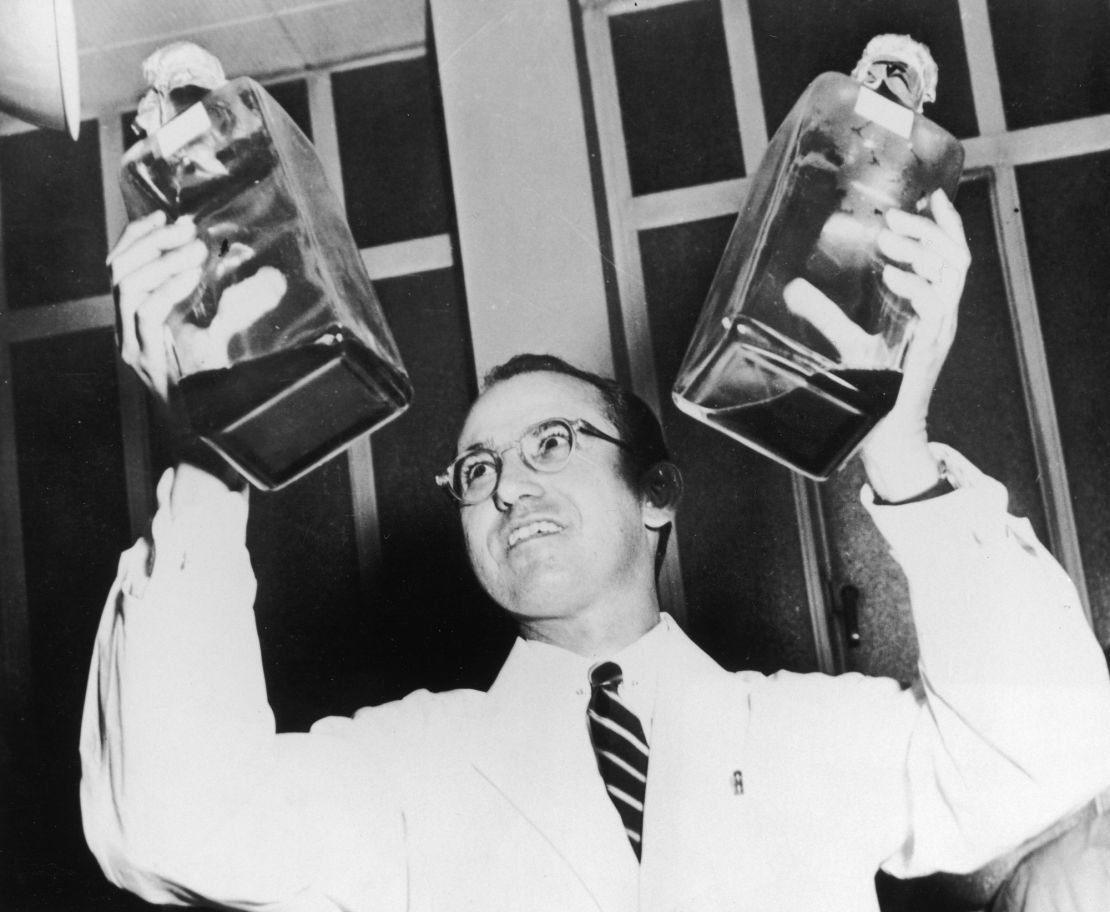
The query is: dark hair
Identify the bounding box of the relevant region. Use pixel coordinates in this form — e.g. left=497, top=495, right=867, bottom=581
left=481, top=353, right=675, bottom=577
left=481, top=353, right=670, bottom=482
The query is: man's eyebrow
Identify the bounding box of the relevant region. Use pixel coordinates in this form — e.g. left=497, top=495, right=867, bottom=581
left=457, top=417, right=572, bottom=454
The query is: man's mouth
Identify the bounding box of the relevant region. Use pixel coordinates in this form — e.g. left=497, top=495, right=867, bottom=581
left=507, top=520, right=564, bottom=549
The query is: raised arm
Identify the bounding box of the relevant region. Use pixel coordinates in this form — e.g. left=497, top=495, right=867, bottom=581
left=81, top=214, right=409, bottom=908
left=868, top=444, right=1110, bottom=876
left=847, top=190, right=1110, bottom=872
left=80, top=464, right=412, bottom=906
left=855, top=187, right=969, bottom=501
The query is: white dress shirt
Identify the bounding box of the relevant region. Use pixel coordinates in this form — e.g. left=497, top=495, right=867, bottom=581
left=519, top=613, right=672, bottom=742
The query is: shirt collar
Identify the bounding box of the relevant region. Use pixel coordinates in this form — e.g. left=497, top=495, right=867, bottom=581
left=516, top=613, right=677, bottom=738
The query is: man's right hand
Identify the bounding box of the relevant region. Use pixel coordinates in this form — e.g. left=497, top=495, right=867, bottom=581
left=109, top=209, right=207, bottom=403
left=109, top=212, right=247, bottom=507
left=110, top=211, right=288, bottom=404
left=109, top=211, right=289, bottom=506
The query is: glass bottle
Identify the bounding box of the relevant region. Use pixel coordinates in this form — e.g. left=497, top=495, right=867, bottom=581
left=671, top=35, right=964, bottom=480
left=120, top=48, right=412, bottom=491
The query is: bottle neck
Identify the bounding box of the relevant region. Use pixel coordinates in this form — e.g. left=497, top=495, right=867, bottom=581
left=857, top=60, right=926, bottom=111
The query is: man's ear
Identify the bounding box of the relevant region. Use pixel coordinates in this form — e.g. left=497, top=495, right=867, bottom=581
left=639, top=461, right=683, bottom=529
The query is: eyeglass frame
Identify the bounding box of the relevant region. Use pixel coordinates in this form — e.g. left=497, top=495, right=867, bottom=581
left=435, top=416, right=636, bottom=505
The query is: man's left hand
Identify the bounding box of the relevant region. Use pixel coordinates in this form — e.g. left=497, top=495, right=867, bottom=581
left=859, top=188, right=970, bottom=502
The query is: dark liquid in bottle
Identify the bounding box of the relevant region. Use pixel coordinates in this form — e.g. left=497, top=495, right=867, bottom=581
left=179, top=333, right=410, bottom=489
left=695, top=365, right=901, bottom=480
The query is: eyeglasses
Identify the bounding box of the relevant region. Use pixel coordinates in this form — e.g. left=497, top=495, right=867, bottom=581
left=436, top=417, right=634, bottom=505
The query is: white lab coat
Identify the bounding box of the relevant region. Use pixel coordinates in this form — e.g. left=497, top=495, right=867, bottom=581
left=80, top=448, right=1110, bottom=911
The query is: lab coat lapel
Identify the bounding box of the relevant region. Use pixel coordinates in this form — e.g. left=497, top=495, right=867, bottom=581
left=470, top=639, right=640, bottom=912
left=638, top=627, right=752, bottom=912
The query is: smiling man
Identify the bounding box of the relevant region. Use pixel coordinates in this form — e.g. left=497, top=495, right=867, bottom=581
left=81, top=192, right=1110, bottom=912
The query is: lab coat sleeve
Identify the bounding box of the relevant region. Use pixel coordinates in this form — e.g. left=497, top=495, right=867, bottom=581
left=80, top=469, right=410, bottom=910
left=867, top=445, right=1110, bottom=876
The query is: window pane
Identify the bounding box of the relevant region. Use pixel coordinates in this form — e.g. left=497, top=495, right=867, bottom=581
left=368, top=267, right=515, bottom=698
left=266, top=78, right=313, bottom=140
left=988, top=0, right=1110, bottom=130
left=248, top=456, right=363, bottom=732
left=748, top=0, right=977, bottom=140
left=610, top=0, right=745, bottom=196
left=333, top=57, right=453, bottom=247
left=641, top=216, right=818, bottom=674
left=122, top=109, right=141, bottom=150
left=10, top=329, right=130, bottom=873
left=2, top=120, right=110, bottom=308
left=1017, top=151, right=1110, bottom=645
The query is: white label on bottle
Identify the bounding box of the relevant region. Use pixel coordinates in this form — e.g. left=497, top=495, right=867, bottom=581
left=154, top=102, right=212, bottom=158
left=854, top=86, right=914, bottom=139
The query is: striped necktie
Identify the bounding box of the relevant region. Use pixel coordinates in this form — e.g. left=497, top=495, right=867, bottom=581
left=587, top=660, right=649, bottom=860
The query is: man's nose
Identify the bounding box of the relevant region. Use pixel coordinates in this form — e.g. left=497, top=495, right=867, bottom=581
left=492, top=448, right=544, bottom=510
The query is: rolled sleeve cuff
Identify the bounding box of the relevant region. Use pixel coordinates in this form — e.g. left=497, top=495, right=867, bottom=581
left=122, top=467, right=252, bottom=601
left=861, top=444, right=1014, bottom=571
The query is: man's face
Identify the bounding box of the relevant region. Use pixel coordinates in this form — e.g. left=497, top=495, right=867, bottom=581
left=455, top=371, right=658, bottom=632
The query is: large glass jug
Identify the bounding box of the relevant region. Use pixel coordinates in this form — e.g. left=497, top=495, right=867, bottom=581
left=120, top=60, right=412, bottom=490
left=672, top=36, right=964, bottom=480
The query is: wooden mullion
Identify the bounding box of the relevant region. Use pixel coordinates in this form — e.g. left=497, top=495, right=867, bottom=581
left=307, top=70, right=384, bottom=594
left=579, top=1, right=687, bottom=623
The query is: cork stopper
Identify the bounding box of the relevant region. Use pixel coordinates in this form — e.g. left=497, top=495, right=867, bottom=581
left=850, top=34, right=938, bottom=113
left=135, top=42, right=227, bottom=136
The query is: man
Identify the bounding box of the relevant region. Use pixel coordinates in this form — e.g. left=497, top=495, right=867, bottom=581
left=82, top=191, right=1110, bottom=912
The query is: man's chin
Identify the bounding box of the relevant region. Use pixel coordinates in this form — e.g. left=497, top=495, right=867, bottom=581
left=499, top=569, right=587, bottom=621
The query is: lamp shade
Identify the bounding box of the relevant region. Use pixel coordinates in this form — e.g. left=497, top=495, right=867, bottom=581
left=0, top=0, right=80, bottom=139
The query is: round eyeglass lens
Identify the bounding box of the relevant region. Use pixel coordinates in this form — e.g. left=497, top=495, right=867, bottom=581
left=524, top=420, right=574, bottom=468
left=457, top=452, right=498, bottom=502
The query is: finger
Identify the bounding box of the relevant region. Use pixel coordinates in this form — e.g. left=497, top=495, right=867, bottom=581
left=119, top=265, right=203, bottom=369
left=884, top=204, right=969, bottom=267
left=115, top=238, right=205, bottom=366
left=883, top=197, right=971, bottom=294
left=137, top=322, right=172, bottom=402
left=882, top=265, right=955, bottom=327
left=136, top=268, right=204, bottom=343
left=117, top=237, right=207, bottom=299
left=783, top=278, right=877, bottom=365
left=128, top=288, right=189, bottom=401
left=877, top=232, right=969, bottom=296
left=156, top=465, right=176, bottom=511
left=882, top=264, right=931, bottom=304
left=925, top=189, right=969, bottom=253
left=876, top=231, right=948, bottom=283
left=110, top=216, right=199, bottom=288
left=106, top=209, right=167, bottom=267
left=111, top=216, right=198, bottom=288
